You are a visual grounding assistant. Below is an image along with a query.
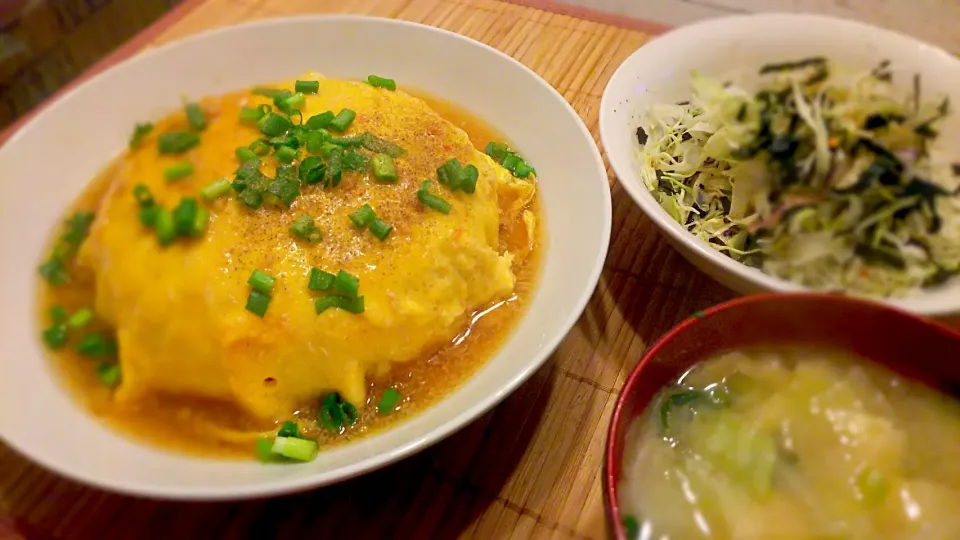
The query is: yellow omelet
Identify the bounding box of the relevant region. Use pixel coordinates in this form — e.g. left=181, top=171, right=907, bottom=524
left=78, top=73, right=537, bottom=422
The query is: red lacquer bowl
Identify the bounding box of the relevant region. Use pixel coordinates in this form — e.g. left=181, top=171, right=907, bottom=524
left=603, top=293, right=960, bottom=539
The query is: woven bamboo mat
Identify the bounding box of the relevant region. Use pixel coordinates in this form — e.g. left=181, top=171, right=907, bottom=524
left=0, top=0, right=737, bottom=538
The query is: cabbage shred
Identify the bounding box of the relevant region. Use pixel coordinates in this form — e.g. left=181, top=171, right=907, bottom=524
left=635, top=57, right=960, bottom=297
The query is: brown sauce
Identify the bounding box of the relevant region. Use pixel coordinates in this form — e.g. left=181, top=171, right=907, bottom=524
left=37, top=88, right=543, bottom=459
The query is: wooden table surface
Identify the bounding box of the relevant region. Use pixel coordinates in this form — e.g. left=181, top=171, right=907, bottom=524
left=0, top=0, right=809, bottom=538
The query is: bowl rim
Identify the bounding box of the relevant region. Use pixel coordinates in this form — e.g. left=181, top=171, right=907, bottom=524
left=602, top=291, right=960, bottom=538
left=0, top=14, right=612, bottom=499
left=598, top=12, right=960, bottom=317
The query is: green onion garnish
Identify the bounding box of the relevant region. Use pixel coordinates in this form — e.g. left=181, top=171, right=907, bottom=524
left=235, top=146, right=260, bottom=164
left=49, top=305, right=68, bottom=324
left=349, top=204, right=377, bottom=229
left=133, top=184, right=154, bottom=207
left=306, top=112, right=335, bottom=130
left=514, top=162, right=534, bottom=178
left=317, top=393, right=359, bottom=431
left=315, top=295, right=365, bottom=314
left=97, top=362, right=122, bottom=388
left=269, top=133, right=300, bottom=150
left=173, top=198, right=199, bottom=236
left=42, top=324, right=69, bottom=349
left=377, top=387, right=402, bottom=415
left=38, top=258, right=69, bottom=286
left=157, top=131, right=200, bottom=155
left=277, top=421, right=301, bottom=438
left=68, top=308, right=93, bottom=329
left=330, top=135, right=364, bottom=147
left=332, top=270, right=360, bottom=298
left=184, top=102, right=207, bottom=131
left=304, top=129, right=332, bottom=154
left=76, top=332, right=108, bottom=357
left=258, top=113, right=292, bottom=137
left=249, top=139, right=271, bottom=156
left=342, top=151, right=369, bottom=172
left=484, top=141, right=509, bottom=162
left=247, top=269, right=276, bottom=294
left=252, top=87, right=285, bottom=98
left=295, top=80, right=320, bottom=94
left=360, top=132, right=406, bottom=157
left=282, top=92, right=306, bottom=112
left=298, top=156, right=326, bottom=185
left=271, top=90, right=294, bottom=113
left=308, top=268, right=336, bottom=291
left=290, top=214, right=322, bottom=243
left=239, top=106, right=266, bottom=124
left=369, top=218, right=393, bottom=241
left=163, top=161, right=194, bottom=182
left=38, top=211, right=95, bottom=285
left=276, top=163, right=298, bottom=183
left=417, top=181, right=452, bottom=214
left=245, top=289, right=271, bottom=317
left=325, top=146, right=343, bottom=187
left=462, top=164, right=479, bottom=194
left=371, top=153, right=398, bottom=182
left=329, top=109, right=356, bottom=132
left=129, top=122, right=153, bottom=149
left=501, top=154, right=522, bottom=173
left=238, top=188, right=263, bottom=209
left=155, top=208, right=176, bottom=246
left=190, top=207, right=209, bottom=237
left=271, top=436, right=318, bottom=462
left=139, top=206, right=160, bottom=228
left=255, top=437, right=275, bottom=462
left=199, top=178, right=232, bottom=201
left=266, top=177, right=300, bottom=207
left=367, top=75, right=397, bottom=91
left=275, top=146, right=298, bottom=164
left=437, top=158, right=467, bottom=191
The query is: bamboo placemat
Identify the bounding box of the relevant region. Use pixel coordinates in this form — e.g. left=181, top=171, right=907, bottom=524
left=0, top=0, right=737, bottom=538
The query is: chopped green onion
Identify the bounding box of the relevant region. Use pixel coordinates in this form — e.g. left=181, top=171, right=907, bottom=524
left=267, top=177, right=300, bottom=207
left=97, top=362, right=122, bottom=388
left=295, top=80, right=320, bottom=94
left=63, top=211, right=95, bottom=245
left=133, top=184, right=154, bottom=207
left=290, top=214, right=322, bottom=243
left=370, top=153, right=398, bottom=182
left=155, top=208, right=176, bottom=245
left=129, top=122, right=153, bottom=149
left=275, top=146, right=298, bottom=164
left=308, top=268, right=336, bottom=291
left=333, top=270, right=360, bottom=298
left=298, top=156, right=326, bottom=184
left=249, top=139, right=271, bottom=156
left=235, top=146, right=260, bottom=164
left=75, top=332, right=108, bottom=357
left=377, top=387, right=403, bottom=415
left=330, top=135, right=364, bottom=147
left=276, top=163, right=297, bottom=183
left=184, top=102, right=207, bottom=131
left=349, top=204, right=377, bottom=229
left=38, top=258, right=69, bottom=286
left=514, top=162, right=534, bottom=178
left=315, top=295, right=365, bottom=314
left=342, top=151, right=369, bottom=172
left=139, top=206, right=160, bottom=228
left=235, top=160, right=263, bottom=182
left=245, top=289, right=271, bottom=317
left=277, top=421, right=301, bottom=438
left=238, top=188, right=263, bottom=209
left=329, top=109, right=356, bottom=132
left=485, top=141, right=509, bottom=162
left=437, top=158, right=467, bottom=191
left=369, top=218, right=393, bottom=241
left=304, top=129, right=332, bottom=154
left=173, top=198, right=199, bottom=236
left=190, top=207, right=209, bottom=237
left=501, top=153, right=522, bottom=173
left=325, top=146, right=343, bottom=187
left=269, top=133, right=300, bottom=150
left=367, top=75, right=396, bottom=91
left=317, top=393, right=357, bottom=431
left=158, top=131, right=201, bottom=155
left=42, top=324, right=69, bottom=349
left=252, top=87, right=285, bottom=98
left=49, top=305, right=68, bottom=324
left=460, top=164, right=479, bottom=194
left=239, top=106, right=266, bottom=124
left=271, top=90, right=294, bottom=113
left=282, top=92, right=306, bottom=112
left=258, top=113, right=292, bottom=137
left=247, top=270, right=276, bottom=294
left=163, top=161, right=194, bottom=182
left=360, top=132, right=406, bottom=157
left=418, top=181, right=452, bottom=214
left=306, top=112, right=335, bottom=130
left=319, top=143, right=340, bottom=159
left=255, top=437, right=275, bottom=462
left=271, top=436, right=318, bottom=462
left=199, top=178, right=232, bottom=201
left=68, top=308, right=93, bottom=329
left=622, top=515, right=640, bottom=540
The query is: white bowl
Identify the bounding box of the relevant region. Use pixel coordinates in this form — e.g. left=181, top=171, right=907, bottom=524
left=600, top=13, right=960, bottom=316
left=0, top=16, right=611, bottom=499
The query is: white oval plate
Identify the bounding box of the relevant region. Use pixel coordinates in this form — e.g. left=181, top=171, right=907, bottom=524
left=0, top=16, right=611, bottom=500
left=600, top=13, right=960, bottom=316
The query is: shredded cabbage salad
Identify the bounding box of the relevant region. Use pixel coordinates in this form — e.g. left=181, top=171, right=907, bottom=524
left=635, top=57, right=960, bottom=297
